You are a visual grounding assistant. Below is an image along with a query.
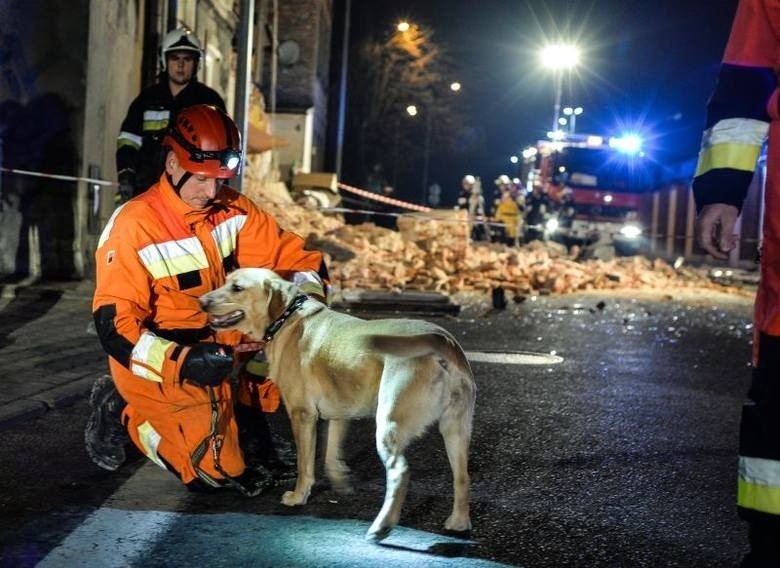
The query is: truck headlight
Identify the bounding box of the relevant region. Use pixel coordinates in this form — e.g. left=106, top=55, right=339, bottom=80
left=545, top=217, right=559, bottom=233
left=619, top=224, right=642, bottom=239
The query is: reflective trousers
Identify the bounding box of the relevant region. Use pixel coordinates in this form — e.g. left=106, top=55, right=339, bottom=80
left=111, top=358, right=244, bottom=486
left=737, top=102, right=780, bottom=526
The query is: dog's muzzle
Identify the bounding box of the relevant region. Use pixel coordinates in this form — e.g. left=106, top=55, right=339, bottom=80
left=207, top=309, right=245, bottom=329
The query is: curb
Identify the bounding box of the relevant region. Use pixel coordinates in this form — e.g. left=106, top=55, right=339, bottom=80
left=0, top=279, right=95, bottom=302
left=0, top=375, right=99, bottom=433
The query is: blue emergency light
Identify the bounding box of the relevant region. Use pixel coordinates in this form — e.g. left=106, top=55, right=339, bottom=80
left=609, top=134, right=643, bottom=155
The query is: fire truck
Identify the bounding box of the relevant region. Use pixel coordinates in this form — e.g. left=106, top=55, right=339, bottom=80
left=522, top=133, right=659, bottom=257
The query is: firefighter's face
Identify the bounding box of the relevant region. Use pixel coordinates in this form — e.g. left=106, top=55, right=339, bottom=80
left=166, top=151, right=222, bottom=209
left=166, top=51, right=196, bottom=85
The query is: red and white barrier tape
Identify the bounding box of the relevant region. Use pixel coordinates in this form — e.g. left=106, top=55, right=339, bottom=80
left=336, top=182, right=431, bottom=212
left=0, top=166, right=508, bottom=228
left=0, top=166, right=118, bottom=187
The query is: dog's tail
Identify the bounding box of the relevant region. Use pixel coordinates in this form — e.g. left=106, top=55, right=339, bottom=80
left=368, top=331, right=473, bottom=378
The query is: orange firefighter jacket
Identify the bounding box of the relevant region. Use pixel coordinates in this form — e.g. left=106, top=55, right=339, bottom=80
left=92, top=174, right=322, bottom=485
left=692, top=0, right=780, bottom=523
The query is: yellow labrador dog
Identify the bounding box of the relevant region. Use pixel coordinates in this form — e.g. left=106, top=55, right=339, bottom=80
left=200, top=268, right=475, bottom=541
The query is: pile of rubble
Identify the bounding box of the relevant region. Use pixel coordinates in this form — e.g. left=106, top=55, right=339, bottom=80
left=244, top=182, right=751, bottom=298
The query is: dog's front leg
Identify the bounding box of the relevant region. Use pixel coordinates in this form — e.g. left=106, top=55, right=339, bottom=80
left=325, top=419, right=353, bottom=494
left=281, top=406, right=318, bottom=506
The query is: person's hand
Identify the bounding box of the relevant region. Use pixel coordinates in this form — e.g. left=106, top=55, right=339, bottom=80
left=116, top=170, right=136, bottom=204
left=180, top=344, right=234, bottom=387
left=696, top=203, right=740, bottom=260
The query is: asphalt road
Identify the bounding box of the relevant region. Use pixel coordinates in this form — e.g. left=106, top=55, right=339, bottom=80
left=0, top=289, right=754, bottom=567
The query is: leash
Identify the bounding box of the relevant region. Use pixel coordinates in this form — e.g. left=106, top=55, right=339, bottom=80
left=189, top=294, right=310, bottom=493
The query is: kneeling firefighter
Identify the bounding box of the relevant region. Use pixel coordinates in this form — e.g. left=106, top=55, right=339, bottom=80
left=86, top=104, right=327, bottom=495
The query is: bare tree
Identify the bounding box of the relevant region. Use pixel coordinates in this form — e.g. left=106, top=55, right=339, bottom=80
left=349, top=23, right=466, bottom=195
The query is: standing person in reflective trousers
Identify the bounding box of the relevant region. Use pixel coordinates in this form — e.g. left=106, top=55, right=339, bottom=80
left=86, top=105, right=327, bottom=496
left=116, top=28, right=226, bottom=202
left=692, top=1, right=780, bottom=564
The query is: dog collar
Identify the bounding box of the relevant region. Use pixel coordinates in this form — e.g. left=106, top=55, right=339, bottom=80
left=262, top=294, right=308, bottom=343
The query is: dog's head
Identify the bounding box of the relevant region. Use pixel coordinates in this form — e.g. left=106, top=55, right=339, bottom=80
left=199, top=268, right=296, bottom=340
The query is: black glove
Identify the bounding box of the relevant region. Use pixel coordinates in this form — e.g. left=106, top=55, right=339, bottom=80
left=116, top=170, right=136, bottom=204
left=180, top=344, right=234, bottom=387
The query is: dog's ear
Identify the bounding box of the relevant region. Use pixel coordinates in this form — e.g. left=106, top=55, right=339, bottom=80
left=263, top=279, right=287, bottom=322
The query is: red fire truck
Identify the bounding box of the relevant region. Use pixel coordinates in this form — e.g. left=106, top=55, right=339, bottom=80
left=523, top=133, right=657, bottom=257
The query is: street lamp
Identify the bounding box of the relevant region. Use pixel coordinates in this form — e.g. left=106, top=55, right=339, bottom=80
left=540, top=43, right=580, bottom=135
left=563, top=106, right=583, bottom=134
left=397, top=21, right=410, bottom=32
left=419, top=81, right=462, bottom=205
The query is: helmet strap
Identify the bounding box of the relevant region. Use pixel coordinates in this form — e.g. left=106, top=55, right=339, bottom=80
left=168, top=171, right=193, bottom=195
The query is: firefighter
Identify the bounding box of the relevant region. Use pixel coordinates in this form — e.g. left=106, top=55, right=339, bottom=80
left=455, top=174, right=476, bottom=210
left=86, top=105, right=326, bottom=496
left=692, top=1, right=780, bottom=564
left=524, top=182, right=551, bottom=243
left=492, top=174, right=512, bottom=212
left=116, top=28, right=226, bottom=202
left=467, top=177, right=491, bottom=242
left=493, top=186, right=521, bottom=246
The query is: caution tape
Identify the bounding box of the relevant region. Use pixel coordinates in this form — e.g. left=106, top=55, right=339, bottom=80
left=0, top=166, right=118, bottom=187
left=336, top=182, right=432, bottom=212
left=4, top=166, right=737, bottom=243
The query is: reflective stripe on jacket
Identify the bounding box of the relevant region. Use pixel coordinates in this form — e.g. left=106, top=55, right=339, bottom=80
left=691, top=0, right=778, bottom=213
left=93, top=173, right=322, bottom=384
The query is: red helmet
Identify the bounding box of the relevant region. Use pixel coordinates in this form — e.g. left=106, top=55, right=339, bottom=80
left=163, top=104, right=242, bottom=178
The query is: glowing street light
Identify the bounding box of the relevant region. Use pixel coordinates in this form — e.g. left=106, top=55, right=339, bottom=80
left=540, top=44, right=581, bottom=70
left=540, top=43, right=581, bottom=135
left=397, top=21, right=410, bottom=32
left=450, top=81, right=461, bottom=92
left=406, top=104, right=418, bottom=116
left=563, top=106, right=583, bottom=134
left=510, top=155, right=519, bottom=164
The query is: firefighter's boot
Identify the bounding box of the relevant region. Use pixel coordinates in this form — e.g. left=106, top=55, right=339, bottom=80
left=236, top=403, right=297, bottom=482
left=84, top=374, right=129, bottom=471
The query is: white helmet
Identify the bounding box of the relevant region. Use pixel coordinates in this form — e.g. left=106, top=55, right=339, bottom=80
left=159, top=28, right=203, bottom=72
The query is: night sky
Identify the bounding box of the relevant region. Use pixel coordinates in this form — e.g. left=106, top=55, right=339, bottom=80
left=347, top=0, right=739, bottom=203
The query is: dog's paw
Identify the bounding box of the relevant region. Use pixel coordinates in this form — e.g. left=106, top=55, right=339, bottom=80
left=444, top=514, right=472, bottom=533
left=365, top=524, right=393, bottom=542
left=281, top=490, right=307, bottom=506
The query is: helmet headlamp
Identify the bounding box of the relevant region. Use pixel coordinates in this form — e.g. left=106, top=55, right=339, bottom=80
left=168, top=124, right=242, bottom=172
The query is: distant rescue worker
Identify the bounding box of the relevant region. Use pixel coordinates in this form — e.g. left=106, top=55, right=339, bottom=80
left=467, top=177, right=492, bottom=242
left=692, top=1, right=780, bottom=564
left=557, top=188, right=576, bottom=229
left=116, top=28, right=226, bottom=202
left=524, top=183, right=551, bottom=243
left=492, top=174, right=512, bottom=213
left=455, top=174, right=476, bottom=210
left=86, top=105, right=326, bottom=496
left=493, top=187, right=521, bottom=246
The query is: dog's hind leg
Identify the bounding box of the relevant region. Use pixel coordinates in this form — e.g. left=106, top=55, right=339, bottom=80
left=281, top=405, right=318, bottom=506
left=366, top=417, right=411, bottom=542
left=439, top=381, right=474, bottom=533
left=325, top=419, right=353, bottom=494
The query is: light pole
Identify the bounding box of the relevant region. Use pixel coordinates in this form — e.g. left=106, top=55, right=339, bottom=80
left=540, top=43, right=580, bottom=136
left=420, top=81, right=462, bottom=206
left=563, top=106, right=583, bottom=134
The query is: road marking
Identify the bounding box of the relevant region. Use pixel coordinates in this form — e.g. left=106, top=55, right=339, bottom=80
left=466, top=351, right=564, bottom=365
left=36, top=463, right=516, bottom=567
